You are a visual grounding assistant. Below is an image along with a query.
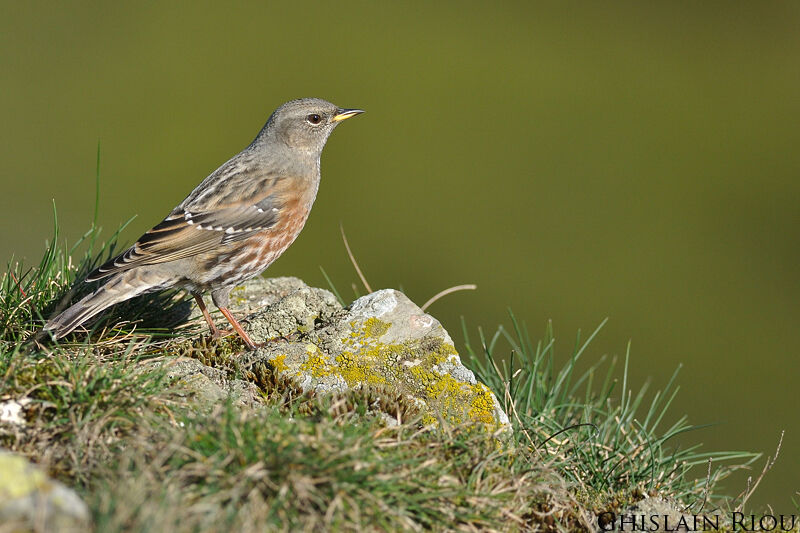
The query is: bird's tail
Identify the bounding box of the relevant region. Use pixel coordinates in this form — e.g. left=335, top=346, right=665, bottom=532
left=43, top=268, right=175, bottom=339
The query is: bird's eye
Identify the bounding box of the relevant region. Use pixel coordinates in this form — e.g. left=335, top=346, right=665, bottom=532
left=306, top=114, right=322, bottom=125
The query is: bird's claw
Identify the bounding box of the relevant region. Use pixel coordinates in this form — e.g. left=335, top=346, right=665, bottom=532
left=210, top=328, right=235, bottom=340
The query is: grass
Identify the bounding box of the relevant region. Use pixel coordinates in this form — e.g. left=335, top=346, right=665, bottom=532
left=460, top=317, right=759, bottom=510
left=0, top=209, right=770, bottom=532
left=90, top=403, right=563, bottom=531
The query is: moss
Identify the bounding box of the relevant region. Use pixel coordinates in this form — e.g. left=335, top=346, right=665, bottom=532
left=9, top=357, right=63, bottom=395
left=170, top=335, right=245, bottom=370
left=325, top=384, right=421, bottom=422
left=245, top=360, right=315, bottom=413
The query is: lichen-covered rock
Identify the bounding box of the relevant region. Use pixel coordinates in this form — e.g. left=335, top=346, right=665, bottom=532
left=190, top=276, right=329, bottom=327
left=0, top=450, right=91, bottom=532
left=247, top=285, right=510, bottom=430
left=229, top=276, right=318, bottom=313
left=144, top=357, right=260, bottom=408
left=244, top=282, right=343, bottom=342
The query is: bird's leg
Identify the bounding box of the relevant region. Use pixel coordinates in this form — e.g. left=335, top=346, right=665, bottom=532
left=218, top=306, right=257, bottom=350
left=194, top=294, right=229, bottom=338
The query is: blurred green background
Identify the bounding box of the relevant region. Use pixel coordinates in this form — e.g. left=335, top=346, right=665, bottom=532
left=1, top=1, right=798, bottom=508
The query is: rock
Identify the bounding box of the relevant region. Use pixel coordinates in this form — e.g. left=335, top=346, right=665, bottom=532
left=145, top=358, right=261, bottom=408
left=0, top=450, right=91, bottom=532
left=0, top=398, right=32, bottom=426
left=189, top=276, right=325, bottom=324
left=229, top=276, right=318, bottom=313
left=178, top=277, right=510, bottom=429
left=244, top=283, right=343, bottom=343
left=246, top=284, right=510, bottom=429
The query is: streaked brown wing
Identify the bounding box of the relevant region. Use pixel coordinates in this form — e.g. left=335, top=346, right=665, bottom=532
left=87, top=194, right=280, bottom=281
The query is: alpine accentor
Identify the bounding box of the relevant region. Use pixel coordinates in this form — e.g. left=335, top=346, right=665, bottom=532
left=44, top=97, right=363, bottom=349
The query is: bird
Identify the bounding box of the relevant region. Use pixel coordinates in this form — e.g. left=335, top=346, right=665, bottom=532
left=43, top=97, right=363, bottom=350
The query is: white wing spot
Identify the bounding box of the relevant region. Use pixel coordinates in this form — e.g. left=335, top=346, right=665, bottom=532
left=272, top=208, right=278, bottom=213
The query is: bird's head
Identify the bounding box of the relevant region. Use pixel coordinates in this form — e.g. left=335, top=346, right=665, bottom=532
left=261, top=98, right=363, bottom=155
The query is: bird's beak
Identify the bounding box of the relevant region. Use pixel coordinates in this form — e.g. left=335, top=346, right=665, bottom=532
left=332, top=108, right=365, bottom=122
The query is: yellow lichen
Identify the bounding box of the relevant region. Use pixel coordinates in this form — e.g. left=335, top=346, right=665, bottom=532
left=269, top=354, right=289, bottom=373
left=299, top=345, right=333, bottom=378
left=0, top=455, right=47, bottom=498
left=231, top=286, right=247, bottom=305
left=467, top=383, right=497, bottom=425
left=366, top=373, right=388, bottom=385
left=362, top=317, right=391, bottom=339
left=335, top=351, right=367, bottom=383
